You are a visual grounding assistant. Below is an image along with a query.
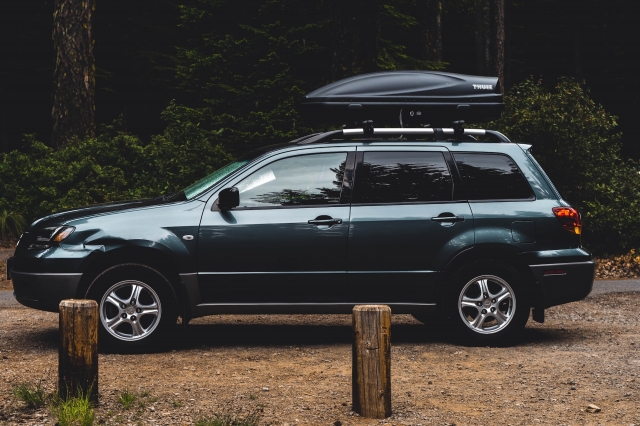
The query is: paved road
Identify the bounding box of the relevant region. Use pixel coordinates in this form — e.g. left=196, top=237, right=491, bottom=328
left=589, top=279, right=640, bottom=295
left=1, top=279, right=639, bottom=311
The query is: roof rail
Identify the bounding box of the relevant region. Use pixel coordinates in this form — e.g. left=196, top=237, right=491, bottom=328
left=341, top=127, right=511, bottom=142
left=295, top=129, right=344, bottom=145
left=294, top=127, right=511, bottom=145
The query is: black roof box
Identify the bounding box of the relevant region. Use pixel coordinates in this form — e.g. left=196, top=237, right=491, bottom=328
left=301, top=71, right=503, bottom=126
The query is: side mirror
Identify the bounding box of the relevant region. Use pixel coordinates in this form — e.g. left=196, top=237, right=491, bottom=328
left=217, top=187, right=240, bottom=211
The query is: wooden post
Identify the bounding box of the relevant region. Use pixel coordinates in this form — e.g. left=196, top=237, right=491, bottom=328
left=59, top=300, right=98, bottom=403
left=352, top=305, right=391, bottom=419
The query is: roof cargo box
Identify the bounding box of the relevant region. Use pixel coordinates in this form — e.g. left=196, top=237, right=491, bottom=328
left=301, top=71, right=503, bottom=126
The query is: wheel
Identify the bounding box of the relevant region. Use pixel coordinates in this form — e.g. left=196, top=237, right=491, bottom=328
left=447, top=262, right=529, bottom=344
left=87, top=264, right=177, bottom=351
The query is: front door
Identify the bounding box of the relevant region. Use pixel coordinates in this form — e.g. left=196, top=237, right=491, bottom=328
left=197, top=148, right=354, bottom=303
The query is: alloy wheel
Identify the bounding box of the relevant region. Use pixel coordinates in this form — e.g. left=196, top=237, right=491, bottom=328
left=458, top=274, right=516, bottom=335
left=99, top=280, right=162, bottom=342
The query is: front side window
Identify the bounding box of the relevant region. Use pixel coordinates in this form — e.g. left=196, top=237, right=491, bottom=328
left=235, top=152, right=347, bottom=208
left=353, top=151, right=453, bottom=203
left=454, top=153, right=533, bottom=200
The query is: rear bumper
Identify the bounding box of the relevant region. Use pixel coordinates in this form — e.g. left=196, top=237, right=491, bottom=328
left=529, top=261, right=595, bottom=308
left=10, top=269, right=82, bottom=312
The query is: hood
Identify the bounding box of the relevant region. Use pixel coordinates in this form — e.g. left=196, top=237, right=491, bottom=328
left=28, top=198, right=157, bottom=231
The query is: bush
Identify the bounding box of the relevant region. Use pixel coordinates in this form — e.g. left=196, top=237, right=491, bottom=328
left=0, top=112, right=232, bottom=223
left=0, top=209, right=26, bottom=240
left=12, top=381, right=48, bottom=409
left=51, top=392, right=94, bottom=426
left=492, top=78, right=640, bottom=254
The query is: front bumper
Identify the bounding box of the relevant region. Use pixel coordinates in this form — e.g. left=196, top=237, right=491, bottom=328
left=9, top=262, right=82, bottom=312
left=529, top=260, right=595, bottom=308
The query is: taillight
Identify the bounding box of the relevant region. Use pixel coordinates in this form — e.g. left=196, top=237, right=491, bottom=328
left=552, top=207, right=582, bottom=235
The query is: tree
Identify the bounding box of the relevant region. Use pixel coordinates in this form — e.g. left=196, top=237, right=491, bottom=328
left=474, top=0, right=504, bottom=90
left=420, top=0, right=443, bottom=63
left=329, top=0, right=381, bottom=79
left=52, top=0, right=96, bottom=147
left=493, top=78, right=640, bottom=253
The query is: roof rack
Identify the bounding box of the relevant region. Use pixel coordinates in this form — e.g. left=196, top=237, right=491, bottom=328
left=296, top=127, right=511, bottom=144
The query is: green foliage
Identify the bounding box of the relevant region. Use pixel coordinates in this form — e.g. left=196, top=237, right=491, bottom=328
left=0, top=115, right=232, bottom=223
left=118, top=389, right=137, bottom=410
left=51, top=391, right=95, bottom=426
left=175, top=0, right=446, bottom=155
left=195, top=409, right=262, bottom=426
left=0, top=210, right=27, bottom=239
left=377, top=0, right=447, bottom=71
left=492, top=78, right=640, bottom=253
left=176, top=0, right=327, bottom=155
left=12, top=381, right=48, bottom=409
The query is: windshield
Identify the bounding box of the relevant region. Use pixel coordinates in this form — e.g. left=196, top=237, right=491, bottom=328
left=183, top=160, right=250, bottom=200
left=179, top=143, right=289, bottom=200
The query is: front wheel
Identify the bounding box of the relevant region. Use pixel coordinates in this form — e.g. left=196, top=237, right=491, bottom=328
left=447, top=262, right=529, bottom=344
left=87, top=264, right=177, bottom=351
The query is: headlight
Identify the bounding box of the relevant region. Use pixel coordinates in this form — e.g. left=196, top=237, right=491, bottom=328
left=29, top=226, right=75, bottom=249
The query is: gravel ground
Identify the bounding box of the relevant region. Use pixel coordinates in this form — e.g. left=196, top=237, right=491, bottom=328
left=1, top=292, right=640, bottom=425
left=2, top=247, right=640, bottom=425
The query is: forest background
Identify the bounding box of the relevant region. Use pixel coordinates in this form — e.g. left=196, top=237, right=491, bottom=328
left=0, top=0, right=639, bottom=254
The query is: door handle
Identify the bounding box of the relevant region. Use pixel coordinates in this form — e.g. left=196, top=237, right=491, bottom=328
left=308, top=217, right=343, bottom=226
left=431, top=214, right=465, bottom=223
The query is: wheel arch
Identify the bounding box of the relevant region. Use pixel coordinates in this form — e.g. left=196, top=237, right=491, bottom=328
left=76, top=246, right=184, bottom=316
left=439, top=244, right=542, bottom=307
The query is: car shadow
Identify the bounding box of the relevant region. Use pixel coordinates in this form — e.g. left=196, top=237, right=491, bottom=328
left=4, top=317, right=588, bottom=355
left=147, top=320, right=587, bottom=352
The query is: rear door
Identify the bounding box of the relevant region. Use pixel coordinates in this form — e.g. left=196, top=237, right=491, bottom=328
left=347, top=146, right=475, bottom=303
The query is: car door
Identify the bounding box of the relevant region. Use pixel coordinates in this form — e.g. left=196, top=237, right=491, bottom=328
left=347, top=146, right=475, bottom=303
left=197, top=147, right=355, bottom=304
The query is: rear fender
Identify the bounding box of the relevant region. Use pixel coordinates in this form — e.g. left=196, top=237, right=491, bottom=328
left=439, top=244, right=542, bottom=308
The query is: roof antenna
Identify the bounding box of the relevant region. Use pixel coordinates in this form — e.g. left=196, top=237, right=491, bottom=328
left=399, top=109, right=403, bottom=128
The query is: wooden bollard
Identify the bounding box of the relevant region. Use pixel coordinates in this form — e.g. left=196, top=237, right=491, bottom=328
left=59, top=300, right=98, bottom=403
left=352, top=305, right=391, bottom=419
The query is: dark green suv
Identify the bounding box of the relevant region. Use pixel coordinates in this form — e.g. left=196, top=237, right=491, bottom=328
left=7, top=72, right=595, bottom=349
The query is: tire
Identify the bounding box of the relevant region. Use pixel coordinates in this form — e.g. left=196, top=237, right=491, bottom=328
left=446, top=261, right=529, bottom=344
left=86, top=264, right=177, bottom=352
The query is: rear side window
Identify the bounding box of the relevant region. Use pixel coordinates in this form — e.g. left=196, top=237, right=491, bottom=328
left=454, top=153, right=533, bottom=200
left=353, top=151, right=453, bottom=203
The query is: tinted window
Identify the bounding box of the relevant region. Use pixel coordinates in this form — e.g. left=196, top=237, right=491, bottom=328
left=454, top=153, right=533, bottom=200
left=353, top=151, right=453, bottom=203
left=236, top=153, right=347, bottom=208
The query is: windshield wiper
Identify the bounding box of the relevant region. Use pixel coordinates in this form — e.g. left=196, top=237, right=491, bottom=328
left=154, top=191, right=187, bottom=203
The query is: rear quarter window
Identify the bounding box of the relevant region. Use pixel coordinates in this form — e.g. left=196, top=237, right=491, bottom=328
left=453, top=153, right=534, bottom=200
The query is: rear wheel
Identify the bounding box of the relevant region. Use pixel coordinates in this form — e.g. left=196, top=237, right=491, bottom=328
left=447, top=262, right=529, bottom=344
left=87, top=264, right=177, bottom=351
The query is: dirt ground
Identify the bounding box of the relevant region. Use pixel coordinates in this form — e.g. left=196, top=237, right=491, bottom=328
left=2, top=247, right=640, bottom=425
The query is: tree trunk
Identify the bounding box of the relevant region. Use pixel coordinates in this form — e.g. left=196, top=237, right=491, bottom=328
left=573, top=4, right=584, bottom=82
left=492, top=0, right=505, bottom=91
left=421, top=0, right=443, bottom=62
left=52, top=0, right=95, bottom=147
left=330, top=0, right=380, bottom=79
left=475, top=0, right=491, bottom=76
left=475, top=0, right=505, bottom=92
